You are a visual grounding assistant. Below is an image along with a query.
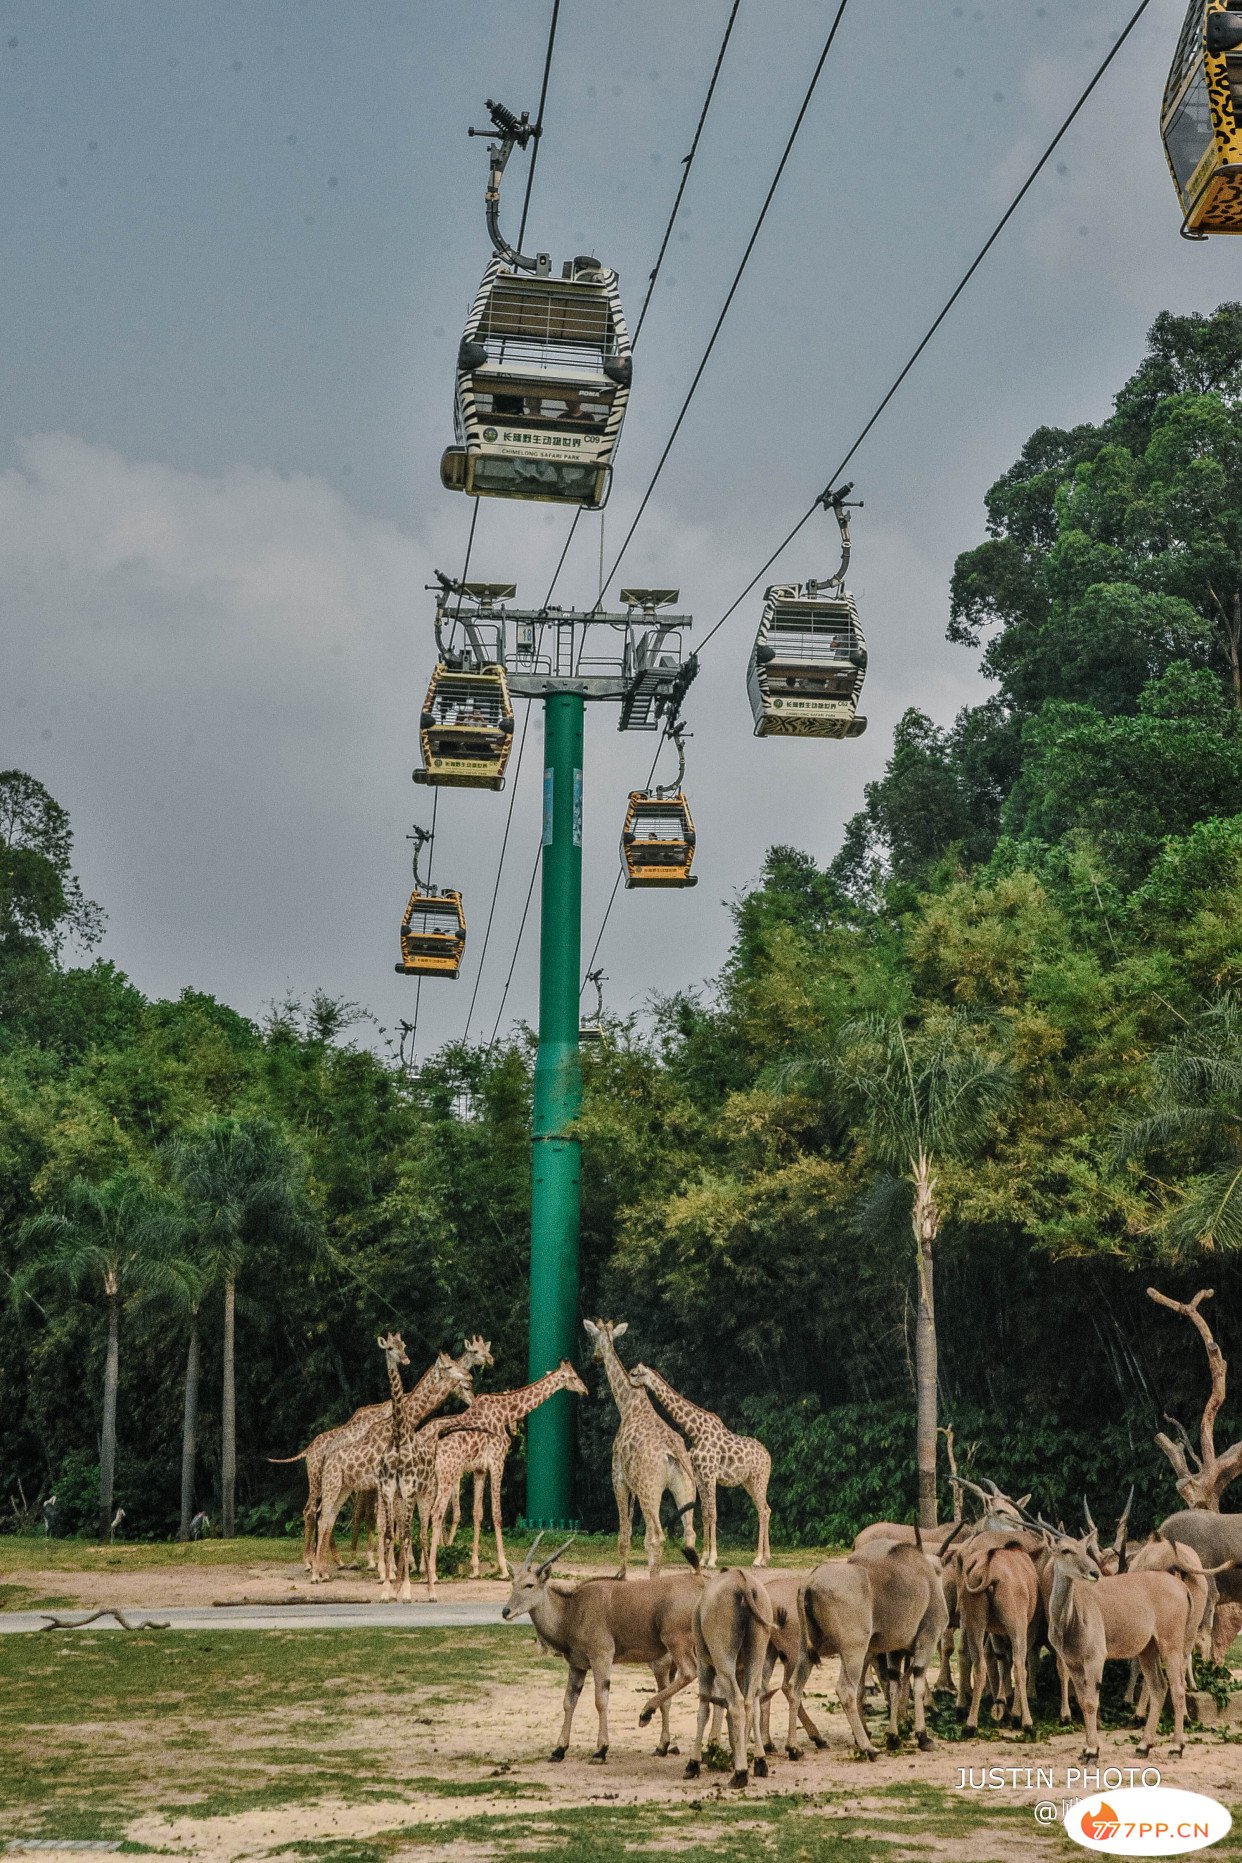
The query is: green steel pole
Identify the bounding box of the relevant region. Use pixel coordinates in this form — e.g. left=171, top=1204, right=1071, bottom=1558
left=525, top=690, right=584, bottom=1529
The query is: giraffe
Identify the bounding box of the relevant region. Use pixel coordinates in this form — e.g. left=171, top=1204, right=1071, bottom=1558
left=373, top=1329, right=411, bottom=1599
left=377, top=1412, right=510, bottom=1602
left=629, top=1363, right=772, bottom=1568
left=272, top=1335, right=493, bottom=1568
left=310, top=1357, right=476, bottom=1583
left=431, top=1361, right=590, bottom=1579
left=583, top=1318, right=697, bottom=1578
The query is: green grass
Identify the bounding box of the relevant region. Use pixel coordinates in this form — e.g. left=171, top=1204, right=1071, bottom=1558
left=0, top=1580, right=78, bottom=1611
left=0, top=1625, right=553, bottom=1845
left=3, top=1623, right=1241, bottom=1861
left=0, top=1530, right=848, bottom=1584
left=272, top=1784, right=1066, bottom=1863
left=0, top=1533, right=307, bottom=1573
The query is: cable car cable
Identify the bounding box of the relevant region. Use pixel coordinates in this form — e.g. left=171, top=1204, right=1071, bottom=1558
left=486, top=837, right=543, bottom=1052
left=517, top=0, right=562, bottom=252
left=632, top=0, right=744, bottom=347
left=696, top=0, right=1158, bottom=655
left=579, top=0, right=1159, bottom=985
left=537, top=0, right=742, bottom=618
left=559, top=0, right=1161, bottom=1006
left=473, top=4, right=743, bottom=1034
left=453, top=0, right=566, bottom=1043
left=462, top=694, right=538, bottom=1040
left=405, top=787, right=440, bottom=1064
left=581, top=730, right=665, bottom=983
left=589, top=0, right=853, bottom=613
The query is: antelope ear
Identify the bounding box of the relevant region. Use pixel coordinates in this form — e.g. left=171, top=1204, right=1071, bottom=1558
left=612, top=1321, right=628, bottom=1339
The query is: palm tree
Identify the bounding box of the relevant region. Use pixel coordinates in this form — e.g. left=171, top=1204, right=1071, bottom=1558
left=16, top=1169, right=168, bottom=1539
left=141, top=1229, right=214, bottom=1540
left=1115, top=995, right=1242, bottom=1253
left=166, top=1114, right=317, bottom=1537
left=799, top=1012, right=1010, bottom=1528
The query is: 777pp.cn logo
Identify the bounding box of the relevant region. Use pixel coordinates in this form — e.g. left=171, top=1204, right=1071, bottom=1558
left=1068, top=1786, right=1231, bottom=1856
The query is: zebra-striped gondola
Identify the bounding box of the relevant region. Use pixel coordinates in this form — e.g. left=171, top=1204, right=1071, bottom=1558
left=440, top=254, right=632, bottom=508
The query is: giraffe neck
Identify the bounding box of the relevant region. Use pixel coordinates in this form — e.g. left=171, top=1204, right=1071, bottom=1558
left=504, top=1365, right=574, bottom=1426
left=403, top=1365, right=457, bottom=1427
left=385, top=1356, right=409, bottom=1452
left=643, top=1369, right=708, bottom=1436
left=598, top=1336, right=641, bottom=1415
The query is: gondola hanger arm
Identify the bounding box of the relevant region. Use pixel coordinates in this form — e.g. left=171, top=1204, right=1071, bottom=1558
left=406, top=825, right=432, bottom=890
left=656, top=718, right=689, bottom=798
left=468, top=99, right=545, bottom=273
left=811, top=482, right=863, bottom=591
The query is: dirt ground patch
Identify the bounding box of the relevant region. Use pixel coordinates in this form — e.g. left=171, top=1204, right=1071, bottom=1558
left=4, top=1623, right=1242, bottom=1862
left=4, top=1546, right=1241, bottom=1861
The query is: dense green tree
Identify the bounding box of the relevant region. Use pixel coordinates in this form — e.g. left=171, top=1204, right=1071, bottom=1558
left=15, top=1170, right=171, bottom=1538
left=792, top=1013, right=1010, bottom=1527
left=1117, top=996, right=1242, bottom=1255
left=166, top=1116, right=318, bottom=1536
left=0, top=770, right=103, bottom=956
left=141, top=1222, right=214, bottom=1539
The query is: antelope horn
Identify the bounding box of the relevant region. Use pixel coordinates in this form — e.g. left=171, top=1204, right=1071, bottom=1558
left=1113, top=1485, right=1134, bottom=1569
left=1082, top=1494, right=1099, bottom=1538
left=955, top=1476, right=992, bottom=1514
left=537, top=1536, right=576, bottom=1574
left=522, top=1531, right=546, bottom=1569
left=938, top=1518, right=967, bottom=1554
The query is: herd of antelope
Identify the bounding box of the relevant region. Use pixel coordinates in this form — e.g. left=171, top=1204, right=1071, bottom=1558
left=274, top=1314, right=1241, bottom=1787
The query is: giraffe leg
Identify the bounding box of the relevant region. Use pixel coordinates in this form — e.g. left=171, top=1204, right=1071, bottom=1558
left=613, top=1471, right=632, bottom=1577
left=425, top=1500, right=440, bottom=1602
left=701, top=1483, right=718, bottom=1569
left=471, top=1470, right=485, bottom=1578
left=446, top=1481, right=461, bottom=1549
left=397, top=1484, right=413, bottom=1603
left=637, top=1484, right=666, bottom=1577
left=749, top=1468, right=772, bottom=1567
left=302, top=1494, right=318, bottom=1569
left=379, top=1483, right=399, bottom=1603
left=489, top=1455, right=509, bottom=1578
left=313, top=1477, right=349, bottom=1582
left=375, top=1487, right=390, bottom=1589
left=665, top=1458, right=697, bottom=1558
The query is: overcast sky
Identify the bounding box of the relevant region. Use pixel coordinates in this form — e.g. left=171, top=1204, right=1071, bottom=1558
left=3, top=0, right=1239, bottom=1058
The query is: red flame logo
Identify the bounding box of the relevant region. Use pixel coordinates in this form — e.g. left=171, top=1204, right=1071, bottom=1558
left=1080, top=1801, right=1121, bottom=1843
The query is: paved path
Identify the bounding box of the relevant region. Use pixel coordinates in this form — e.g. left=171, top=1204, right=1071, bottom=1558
left=0, top=1602, right=518, bottom=1634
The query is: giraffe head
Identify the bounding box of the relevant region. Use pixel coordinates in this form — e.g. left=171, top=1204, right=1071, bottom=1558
left=557, top=1359, right=590, bottom=1398
left=627, top=1362, right=657, bottom=1391
left=582, top=1317, right=627, bottom=1363
left=430, top=1351, right=475, bottom=1404
left=376, top=1332, right=410, bottom=1367
left=460, top=1334, right=495, bottom=1371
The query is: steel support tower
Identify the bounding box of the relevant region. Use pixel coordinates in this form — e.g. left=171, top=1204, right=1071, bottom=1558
left=433, top=581, right=697, bottom=1528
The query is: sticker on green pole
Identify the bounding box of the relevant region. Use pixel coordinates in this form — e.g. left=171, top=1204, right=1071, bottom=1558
left=543, top=769, right=553, bottom=847
left=573, top=769, right=582, bottom=847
